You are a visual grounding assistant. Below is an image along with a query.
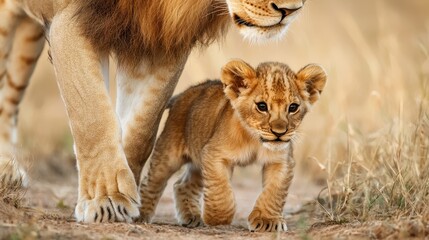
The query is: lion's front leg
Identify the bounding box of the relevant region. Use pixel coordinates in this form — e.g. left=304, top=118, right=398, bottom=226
left=116, top=58, right=187, bottom=184
left=248, top=158, right=295, bottom=232
left=49, top=5, right=139, bottom=223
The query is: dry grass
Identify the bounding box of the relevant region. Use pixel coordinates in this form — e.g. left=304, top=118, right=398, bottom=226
left=0, top=180, right=25, bottom=214
left=0, top=161, right=27, bottom=221
left=318, top=107, right=429, bottom=222
left=303, top=0, right=429, bottom=226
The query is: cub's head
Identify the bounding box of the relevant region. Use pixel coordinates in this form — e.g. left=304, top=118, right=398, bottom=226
left=226, top=0, right=307, bottom=42
left=221, top=60, right=327, bottom=151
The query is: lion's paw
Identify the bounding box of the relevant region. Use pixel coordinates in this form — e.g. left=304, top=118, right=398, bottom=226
left=0, top=156, right=28, bottom=189
left=75, top=193, right=139, bottom=223
left=75, top=168, right=140, bottom=223
left=248, top=210, right=287, bottom=232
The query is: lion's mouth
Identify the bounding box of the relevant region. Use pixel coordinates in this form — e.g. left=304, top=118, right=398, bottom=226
left=233, top=14, right=284, bottom=29
left=233, top=14, right=256, bottom=27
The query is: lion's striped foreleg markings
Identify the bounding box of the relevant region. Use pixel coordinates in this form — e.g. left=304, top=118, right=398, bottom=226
left=0, top=17, right=45, bottom=143
left=0, top=2, right=31, bottom=189
left=0, top=1, right=21, bottom=68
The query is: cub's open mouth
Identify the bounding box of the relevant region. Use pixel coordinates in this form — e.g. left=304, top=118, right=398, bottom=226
left=233, top=14, right=284, bottom=29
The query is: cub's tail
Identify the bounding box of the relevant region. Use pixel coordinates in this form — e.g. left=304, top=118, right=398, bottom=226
left=166, top=95, right=179, bottom=109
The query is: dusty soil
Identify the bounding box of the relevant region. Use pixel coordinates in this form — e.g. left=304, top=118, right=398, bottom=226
left=1, top=161, right=308, bottom=240
left=0, top=164, right=426, bottom=240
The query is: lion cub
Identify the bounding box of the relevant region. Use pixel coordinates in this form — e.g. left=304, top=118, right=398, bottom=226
left=139, top=60, right=327, bottom=232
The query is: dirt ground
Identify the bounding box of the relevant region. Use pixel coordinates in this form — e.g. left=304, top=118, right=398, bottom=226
left=0, top=163, right=318, bottom=240
left=1, top=162, right=425, bottom=240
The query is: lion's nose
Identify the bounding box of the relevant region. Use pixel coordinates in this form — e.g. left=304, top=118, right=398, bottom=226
left=270, top=2, right=302, bottom=18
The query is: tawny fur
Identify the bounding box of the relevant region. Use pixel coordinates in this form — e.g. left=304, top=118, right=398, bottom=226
left=0, top=6, right=44, bottom=189
left=139, top=60, right=327, bottom=232
left=75, top=0, right=230, bottom=70
left=0, top=0, right=307, bottom=223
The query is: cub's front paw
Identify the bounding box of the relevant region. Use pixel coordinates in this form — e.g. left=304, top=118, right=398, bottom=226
left=178, top=213, right=203, bottom=228
left=75, top=168, right=140, bottom=223
left=135, top=205, right=153, bottom=223
left=248, top=210, right=287, bottom=232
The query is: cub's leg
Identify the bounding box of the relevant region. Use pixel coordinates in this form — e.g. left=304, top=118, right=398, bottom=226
left=49, top=4, right=139, bottom=223
left=116, top=57, right=187, bottom=184
left=174, top=164, right=203, bottom=227
left=202, top=154, right=236, bottom=225
left=248, top=158, right=295, bottom=232
left=138, top=120, right=186, bottom=223
left=0, top=3, right=43, bottom=188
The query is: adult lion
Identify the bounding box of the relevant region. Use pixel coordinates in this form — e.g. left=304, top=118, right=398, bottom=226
left=0, top=0, right=306, bottom=223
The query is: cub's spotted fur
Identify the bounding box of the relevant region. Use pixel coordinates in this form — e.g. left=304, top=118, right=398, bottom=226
left=139, top=60, right=327, bottom=231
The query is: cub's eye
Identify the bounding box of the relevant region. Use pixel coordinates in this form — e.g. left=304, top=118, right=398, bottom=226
left=256, top=102, right=268, bottom=112
left=288, top=103, right=299, bottom=113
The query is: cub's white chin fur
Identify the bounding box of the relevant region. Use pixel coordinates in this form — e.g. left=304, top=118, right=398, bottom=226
left=262, top=141, right=290, bottom=151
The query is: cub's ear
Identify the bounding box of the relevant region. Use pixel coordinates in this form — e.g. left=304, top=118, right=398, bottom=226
left=221, top=60, right=257, bottom=100
left=296, top=64, right=327, bottom=104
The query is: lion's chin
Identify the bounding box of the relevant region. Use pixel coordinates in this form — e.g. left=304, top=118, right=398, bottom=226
left=232, top=14, right=299, bottom=44
left=237, top=25, right=288, bottom=44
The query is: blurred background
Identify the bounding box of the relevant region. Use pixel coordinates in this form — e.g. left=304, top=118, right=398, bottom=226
left=16, top=0, right=429, bottom=203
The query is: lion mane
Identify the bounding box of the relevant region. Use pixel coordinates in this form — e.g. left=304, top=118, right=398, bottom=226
left=76, top=0, right=230, bottom=69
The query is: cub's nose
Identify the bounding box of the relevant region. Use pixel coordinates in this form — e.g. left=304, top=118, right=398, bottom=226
left=270, top=119, right=288, bottom=137
left=271, top=129, right=287, bottom=138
